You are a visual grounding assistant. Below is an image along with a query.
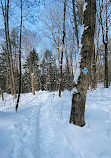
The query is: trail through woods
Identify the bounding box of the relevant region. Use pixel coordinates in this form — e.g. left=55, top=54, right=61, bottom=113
left=0, top=86, right=111, bottom=158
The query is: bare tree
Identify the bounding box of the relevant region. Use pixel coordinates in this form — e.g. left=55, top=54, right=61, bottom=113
left=30, top=49, right=35, bottom=96
left=59, top=0, right=67, bottom=97
left=0, top=0, right=16, bottom=99
left=98, top=0, right=111, bottom=88
left=72, top=0, right=79, bottom=48
left=16, top=0, right=23, bottom=111
left=41, top=1, right=68, bottom=96
left=1, top=0, right=13, bottom=96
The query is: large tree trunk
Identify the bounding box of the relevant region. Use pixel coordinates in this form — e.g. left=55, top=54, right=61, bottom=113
left=69, top=0, right=96, bottom=127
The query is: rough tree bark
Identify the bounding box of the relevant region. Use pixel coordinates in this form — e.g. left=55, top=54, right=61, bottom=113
left=69, top=0, right=96, bottom=127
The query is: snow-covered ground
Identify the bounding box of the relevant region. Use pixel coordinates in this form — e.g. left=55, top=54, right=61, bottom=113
left=0, top=86, right=111, bottom=158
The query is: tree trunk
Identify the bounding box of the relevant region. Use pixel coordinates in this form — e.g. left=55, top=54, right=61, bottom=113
left=70, top=0, right=96, bottom=127
left=1, top=0, right=14, bottom=96
left=91, top=45, right=97, bottom=90
left=65, top=46, right=71, bottom=90
left=16, top=0, right=22, bottom=111
left=31, top=73, right=35, bottom=95
left=7, top=0, right=16, bottom=99
left=0, top=87, right=4, bottom=101
left=59, top=0, right=66, bottom=97
left=30, top=56, right=35, bottom=95
left=104, top=0, right=108, bottom=88
left=99, top=0, right=109, bottom=88
left=104, top=42, right=108, bottom=88
left=72, top=0, right=79, bottom=48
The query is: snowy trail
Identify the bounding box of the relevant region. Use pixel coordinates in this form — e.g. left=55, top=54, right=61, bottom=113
left=12, top=106, right=40, bottom=158
left=0, top=88, right=111, bottom=158
left=12, top=92, right=50, bottom=158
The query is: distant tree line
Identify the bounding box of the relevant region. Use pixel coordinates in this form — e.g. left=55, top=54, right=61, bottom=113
left=0, top=42, right=74, bottom=95
left=0, top=40, right=111, bottom=96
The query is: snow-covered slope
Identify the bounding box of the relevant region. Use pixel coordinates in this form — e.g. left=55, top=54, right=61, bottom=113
left=0, top=87, right=111, bottom=158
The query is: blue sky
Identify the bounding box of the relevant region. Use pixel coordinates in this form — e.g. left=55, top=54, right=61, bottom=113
left=0, top=0, right=111, bottom=55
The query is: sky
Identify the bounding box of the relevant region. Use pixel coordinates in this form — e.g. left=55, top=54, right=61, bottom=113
left=0, top=0, right=111, bottom=55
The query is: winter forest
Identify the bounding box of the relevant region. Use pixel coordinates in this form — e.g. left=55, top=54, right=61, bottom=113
left=0, top=0, right=111, bottom=158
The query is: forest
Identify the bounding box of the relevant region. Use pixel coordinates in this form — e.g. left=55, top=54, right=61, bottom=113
left=0, top=0, right=111, bottom=158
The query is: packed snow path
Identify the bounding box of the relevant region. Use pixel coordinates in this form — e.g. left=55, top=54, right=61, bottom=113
left=0, top=87, right=111, bottom=158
